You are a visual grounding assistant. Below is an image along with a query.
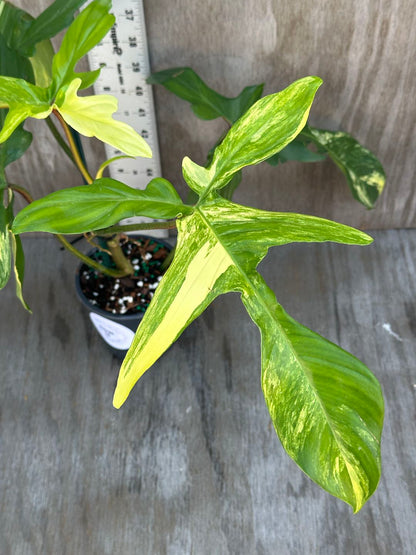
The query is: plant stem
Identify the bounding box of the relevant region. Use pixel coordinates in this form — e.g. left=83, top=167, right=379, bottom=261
left=160, top=246, right=175, bottom=271
left=96, top=220, right=176, bottom=236
left=52, top=110, right=93, bottom=184
left=56, top=235, right=129, bottom=278
left=45, top=117, right=76, bottom=164
left=8, top=184, right=34, bottom=204
left=107, top=236, right=134, bottom=275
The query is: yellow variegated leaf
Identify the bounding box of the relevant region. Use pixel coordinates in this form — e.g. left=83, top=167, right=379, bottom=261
left=55, top=78, right=152, bottom=157
left=114, top=194, right=382, bottom=512
left=113, top=75, right=383, bottom=511
left=113, top=211, right=240, bottom=408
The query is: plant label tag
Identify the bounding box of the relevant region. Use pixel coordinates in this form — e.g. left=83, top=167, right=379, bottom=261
left=89, top=313, right=135, bottom=350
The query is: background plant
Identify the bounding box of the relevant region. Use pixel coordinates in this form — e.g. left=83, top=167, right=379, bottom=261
left=148, top=67, right=386, bottom=209
left=1, top=0, right=384, bottom=512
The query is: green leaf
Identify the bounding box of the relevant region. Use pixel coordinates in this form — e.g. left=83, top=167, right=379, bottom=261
left=0, top=1, right=33, bottom=54
left=50, top=0, right=114, bottom=94
left=18, top=0, right=88, bottom=56
left=267, top=136, right=327, bottom=165
left=0, top=30, right=35, bottom=165
left=0, top=76, right=51, bottom=142
left=0, top=196, right=11, bottom=289
left=29, top=38, right=54, bottom=88
left=182, top=76, right=322, bottom=197
left=10, top=231, right=30, bottom=312
left=0, top=31, right=34, bottom=82
left=55, top=78, right=152, bottom=157
left=302, top=126, right=386, bottom=208
left=147, top=67, right=264, bottom=124
left=0, top=120, right=32, bottom=169
left=12, top=177, right=192, bottom=234
left=113, top=194, right=381, bottom=511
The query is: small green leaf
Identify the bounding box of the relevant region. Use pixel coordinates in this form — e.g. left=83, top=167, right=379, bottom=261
left=10, top=231, right=30, bottom=312
left=302, top=126, right=386, bottom=208
left=55, top=78, right=152, bottom=157
left=0, top=122, right=32, bottom=169
left=0, top=31, right=34, bottom=82
left=0, top=103, right=32, bottom=168
left=267, top=137, right=327, bottom=165
left=18, top=0, right=88, bottom=56
left=50, top=0, right=114, bottom=94
left=0, top=76, right=51, bottom=142
left=218, top=170, right=242, bottom=200
left=148, top=67, right=264, bottom=123
left=0, top=1, right=33, bottom=54
left=12, top=177, right=192, bottom=234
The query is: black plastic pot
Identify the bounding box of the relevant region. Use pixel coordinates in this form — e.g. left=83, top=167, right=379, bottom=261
left=75, top=235, right=173, bottom=359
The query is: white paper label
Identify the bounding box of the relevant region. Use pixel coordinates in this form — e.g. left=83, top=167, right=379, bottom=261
left=89, top=313, right=135, bottom=350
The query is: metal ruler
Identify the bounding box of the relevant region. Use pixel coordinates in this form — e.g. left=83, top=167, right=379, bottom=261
left=86, top=0, right=165, bottom=235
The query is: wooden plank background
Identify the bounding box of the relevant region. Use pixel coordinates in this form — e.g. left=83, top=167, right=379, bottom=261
left=5, top=0, right=416, bottom=229
left=1, top=231, right=415, bottom=553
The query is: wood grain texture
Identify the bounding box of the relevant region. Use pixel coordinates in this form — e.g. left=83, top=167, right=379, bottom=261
left=1, top=231, right=415, bottom=554
left=3, top=0, right=416, bottom=229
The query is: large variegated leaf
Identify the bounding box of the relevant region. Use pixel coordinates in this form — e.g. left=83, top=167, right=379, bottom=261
left=114, top=198, right=373, bottom=407
left=113, top=77, right=383, bottom=510
left=114, top=198, right=374, bottom=408
left=147, top=67, right=264, bottom=124
left=12, top=177, right=191, bottom=234
left=55, top=78, right=151, bottom=158
left=302, top=126, right=386, bottom=208
left=113, top=196, right=382, bottom=512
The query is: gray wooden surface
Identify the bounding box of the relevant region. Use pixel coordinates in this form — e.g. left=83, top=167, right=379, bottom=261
left=1, top=230, right=415, bottom=554
left=5, top=0, right=416, bottom=229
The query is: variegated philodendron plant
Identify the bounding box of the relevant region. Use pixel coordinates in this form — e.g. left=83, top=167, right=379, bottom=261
left=1, top=0, right=384, bottom=512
